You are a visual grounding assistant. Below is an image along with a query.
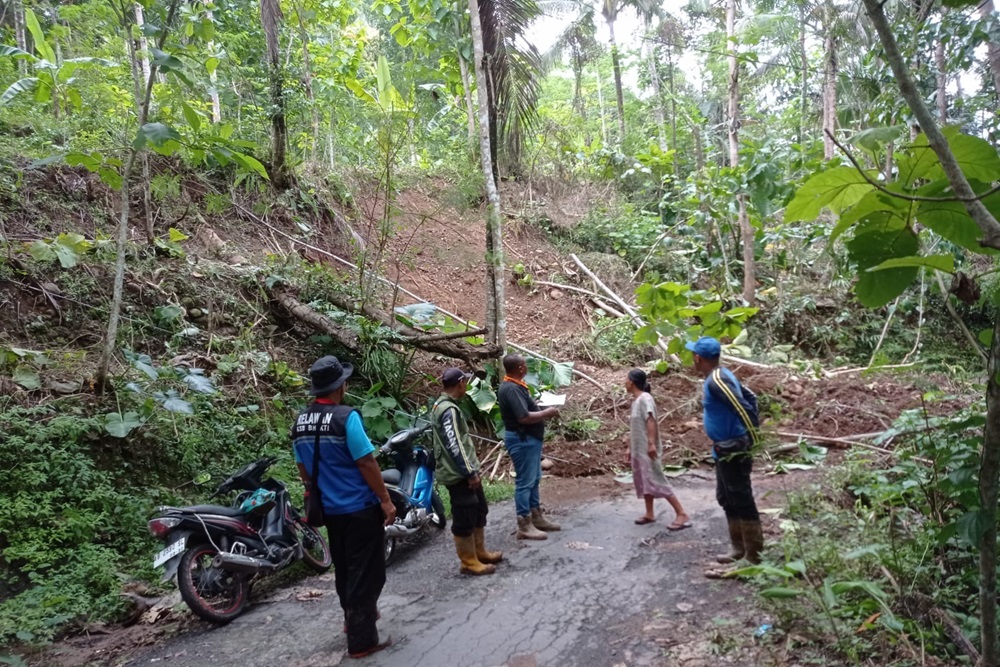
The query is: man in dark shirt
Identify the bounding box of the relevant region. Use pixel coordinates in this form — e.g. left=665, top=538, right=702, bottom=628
left=497, top=354, right=560, bottom=540
left=292, top=356, right=396, bottom=658
left=687, top=337, right=764, bottom=567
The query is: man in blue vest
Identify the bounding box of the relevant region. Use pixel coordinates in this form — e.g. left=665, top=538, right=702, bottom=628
left=292, top=356, right=396, bottom=659
left=687, top=337, right=764, bottom=566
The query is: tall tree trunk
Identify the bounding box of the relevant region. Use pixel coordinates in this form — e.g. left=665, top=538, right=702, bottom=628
left=128, top=4, right=154, bottom=243
left=292, top=0, right=319, bottom=163
left=866, top=0, right=1000, bottom=661
left=727, top=0, right=754, bottom=305
left=822, top=27, right=837, bottom=160
left=799, top=1, right=808, bottom=150
left=981, top=0, right=1000, bottom=99
left=469, top=0, right=506, bottom=350
left=608, top=17, right=626, bottom=147
left=456, top=40, right=478, bottom=153
left=13, top=0, right=27, bottom=76
left=935, top=16, right=948, bottom=124
left=260, top=0, right=290, bottom=189
left=133, top=4, right=151, bottom=87
left=692, top=120, right=704, bottom=171
left=646, top=42, right=668, bottom=152
left=982, top=312, right=1000, bottom=667
left=201, top=1, right=221, bottom=122
left=596, top=64, right=609, bottom=146
left=97, top=0, right=180, bottom=393
left=666, top=45, right=679, bottom=180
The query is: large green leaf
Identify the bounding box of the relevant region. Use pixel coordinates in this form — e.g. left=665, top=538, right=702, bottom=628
left=551, top=361, right=574, bottom=388
left=897, top=131, right=947, bottom=187
left=868, top=254, right=954, bottom=274
left=135, top=123, right=181, bottom=153
left=0, top=77, right=39, bottom=106
left=759, top=587, right=804, bottom=599
left=12, top=366, right=41, bottom=390
left=0, top=45, right=37, bottom=61
left=25, top=9, right=55, bottom=63
left=851, top=126, right=904, bottom=152
left=918, top=199, right=996, bottom=253
left=103, top=411, right=144, bottom=438
left=831, top=190, right=911, bottom=244
left=956, top=508, right=989, bottom=547
left=847, top=230, right=919, bottom=307
left=785, top=167, right=875, bottom=222
left=926, top=133, right=1000, bottom=184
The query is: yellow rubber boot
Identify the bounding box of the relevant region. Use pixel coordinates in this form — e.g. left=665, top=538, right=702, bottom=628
left=454, top=535, right=496, bottom=575
left=473, top=527, right=503, bottom=564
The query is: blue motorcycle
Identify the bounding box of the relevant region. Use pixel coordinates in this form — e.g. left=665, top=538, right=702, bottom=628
left=379, top=423, right=447, bottom=563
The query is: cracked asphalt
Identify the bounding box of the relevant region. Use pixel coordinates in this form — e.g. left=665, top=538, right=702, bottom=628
left=124, top=476, right=760, bottom=667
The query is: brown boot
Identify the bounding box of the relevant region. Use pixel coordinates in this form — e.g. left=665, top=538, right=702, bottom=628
left=473, top=527, right=503, bottom=564
left=530, top=507, right=561, bottom=532
left=742, top=519, right=764, bottom=565
left=716, top=519, right=745, bottom=564
left=516, top=515, right=547, bottom=540
left=454, top=535, right=496, bottom=575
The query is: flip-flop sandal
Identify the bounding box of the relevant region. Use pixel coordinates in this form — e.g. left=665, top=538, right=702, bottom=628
left=634, top=517, right=655, bottom=525
left=667, top=521, right=693, bottom=531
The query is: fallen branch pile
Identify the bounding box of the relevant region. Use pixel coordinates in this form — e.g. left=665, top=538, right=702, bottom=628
left=269, top=287, right=503, bottom=365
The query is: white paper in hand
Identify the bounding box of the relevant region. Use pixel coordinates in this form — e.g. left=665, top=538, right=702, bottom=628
left=537, top=391, right=566, bottom=407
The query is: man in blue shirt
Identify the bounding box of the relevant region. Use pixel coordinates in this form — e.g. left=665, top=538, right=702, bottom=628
left=687, top=337, right=764, bottom=566
left=292, top=356, right=396, bottom=659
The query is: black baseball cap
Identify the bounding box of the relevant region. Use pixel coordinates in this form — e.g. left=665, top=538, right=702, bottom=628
left=441, top=368, right=473, bottom=387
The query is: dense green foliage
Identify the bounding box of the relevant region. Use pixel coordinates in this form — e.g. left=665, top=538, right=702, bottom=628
left=3, top=0, right=1000, bottom=659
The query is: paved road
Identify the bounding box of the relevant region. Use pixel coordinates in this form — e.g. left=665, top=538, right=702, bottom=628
left=126, top=478, right=756, bottom=667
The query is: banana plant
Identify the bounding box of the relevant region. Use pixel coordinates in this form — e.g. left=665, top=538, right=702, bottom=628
left=0, top=9, right=111, bottom=118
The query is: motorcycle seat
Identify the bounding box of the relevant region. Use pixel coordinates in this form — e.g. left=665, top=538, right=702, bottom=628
left=175, top=504, right=247, bottom=517
left=381, top=469, right=402, bottom=485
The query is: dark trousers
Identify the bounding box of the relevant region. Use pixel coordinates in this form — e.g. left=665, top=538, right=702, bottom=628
left=714, top=441, right=760, bottom=522
left=324, top=504, right=386, bottom=655
left=447, top=479, right=489, bottom=537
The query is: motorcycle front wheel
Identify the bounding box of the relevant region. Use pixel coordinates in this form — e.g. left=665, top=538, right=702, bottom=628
left=177, top=544, right=249, bottom=624
left=430, top=490, right=447, bottom=530
left=384, top=535, right=397, bottom=565
left=295, top=523, right=333, bottom=573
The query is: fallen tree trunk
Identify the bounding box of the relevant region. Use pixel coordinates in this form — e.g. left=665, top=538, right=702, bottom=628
left=271, top=289, right=361, bottom=353
left=272, top=287, right=502, bottom=365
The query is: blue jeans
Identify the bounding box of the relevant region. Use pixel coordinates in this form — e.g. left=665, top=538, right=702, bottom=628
left=505, top=432, right=542, bottom=517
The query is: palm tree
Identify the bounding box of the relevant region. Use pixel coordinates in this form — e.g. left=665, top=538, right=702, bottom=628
left=477, top=0, right=545, bottom=178
left=542, top=3, right=600, bottom=119
left=600, top=0, right=627, bottom=146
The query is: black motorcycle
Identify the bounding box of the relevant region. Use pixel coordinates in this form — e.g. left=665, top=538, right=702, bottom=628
left=147, top=456, right=332, bottom=623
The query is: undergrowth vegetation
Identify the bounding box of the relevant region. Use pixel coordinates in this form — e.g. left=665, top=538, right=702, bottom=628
left=743, top=405, right=988, bottom=663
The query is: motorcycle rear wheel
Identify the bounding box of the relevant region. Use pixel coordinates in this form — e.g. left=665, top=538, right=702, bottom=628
left=296, top=523, right=333, bottom=572
left=177, top=544, right=249, bottom=624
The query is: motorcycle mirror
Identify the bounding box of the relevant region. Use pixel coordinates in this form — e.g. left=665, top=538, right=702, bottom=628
left=193, top=472, right=213, bottom=486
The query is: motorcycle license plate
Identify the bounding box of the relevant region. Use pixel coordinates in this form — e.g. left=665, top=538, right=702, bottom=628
left=153, top=537, right=186, bottom=568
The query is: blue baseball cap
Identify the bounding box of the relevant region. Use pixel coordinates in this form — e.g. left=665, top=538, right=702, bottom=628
left=685, top=336, right=721, bottom=360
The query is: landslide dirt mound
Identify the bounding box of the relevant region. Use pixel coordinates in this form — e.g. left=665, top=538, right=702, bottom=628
left=374, top=182, right=592, bottom=348
left=542, top=364, right=977, bottom=478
